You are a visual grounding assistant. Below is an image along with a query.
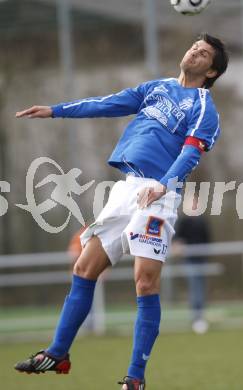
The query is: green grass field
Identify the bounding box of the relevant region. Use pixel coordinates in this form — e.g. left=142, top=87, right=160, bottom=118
left=1, top=329, right=243, bottom=390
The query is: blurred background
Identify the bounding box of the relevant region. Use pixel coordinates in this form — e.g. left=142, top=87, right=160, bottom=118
left=0, top=1, right=243, bottom=389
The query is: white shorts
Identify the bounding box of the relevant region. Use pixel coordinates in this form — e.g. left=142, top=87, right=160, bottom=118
left=80, top=176, right=181, bottom=265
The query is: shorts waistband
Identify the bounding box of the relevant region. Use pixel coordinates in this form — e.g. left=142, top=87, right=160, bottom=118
left=126, top=174, right=158, bottom=185
left=125, top=174, right=182, bottom=200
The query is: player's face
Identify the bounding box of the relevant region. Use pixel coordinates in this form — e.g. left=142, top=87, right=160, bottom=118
left=180, top=40, right=217, bottom=80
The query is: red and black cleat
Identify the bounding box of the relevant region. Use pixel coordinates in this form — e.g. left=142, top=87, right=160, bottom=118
left=118, top=376, right=146, bottom=390
left=14, top=350, right=71, bottom=374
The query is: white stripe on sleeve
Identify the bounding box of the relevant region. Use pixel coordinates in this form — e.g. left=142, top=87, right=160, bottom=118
left=190, top=88, right=207, bottom=137
left=208, top=114, right=220, bottom=149
left=62, top=93, right=120, bottom=110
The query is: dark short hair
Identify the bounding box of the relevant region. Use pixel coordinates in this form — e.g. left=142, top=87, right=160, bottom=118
left=198, top=33, right=229, bottom=89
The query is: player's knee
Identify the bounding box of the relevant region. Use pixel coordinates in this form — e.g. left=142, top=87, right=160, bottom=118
left=135, top=277, right=156, bottom=296
left=72, top=252, right=91, bottom=277
left=73, top=250, right=109, bottom=280
left=73, top=259, right=88, bottom=278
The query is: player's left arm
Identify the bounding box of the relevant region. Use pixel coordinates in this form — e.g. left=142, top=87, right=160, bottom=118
left=138, top=92, right=220, bottom=208
left=137, top=141, right=203, bottom=208
left=161, top=91, right=221, bottom=189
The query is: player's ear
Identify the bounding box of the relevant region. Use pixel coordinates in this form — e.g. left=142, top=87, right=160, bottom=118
left=206, top=68, right=217, bottom=79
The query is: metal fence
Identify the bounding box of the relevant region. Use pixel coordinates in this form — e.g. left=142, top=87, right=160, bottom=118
left=1, top=241, right=243, bottom=339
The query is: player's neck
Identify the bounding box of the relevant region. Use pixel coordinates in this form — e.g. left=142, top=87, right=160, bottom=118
left=177, top=72, right=205, bottom=89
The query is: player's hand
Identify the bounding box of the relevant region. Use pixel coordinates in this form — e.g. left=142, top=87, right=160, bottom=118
left=16, top=105, right=52, bottom=119
left=137, top=183, right=167, bottom=209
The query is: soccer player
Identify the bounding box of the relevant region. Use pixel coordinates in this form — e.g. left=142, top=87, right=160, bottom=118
left=14, top=33, right=228, bottom=390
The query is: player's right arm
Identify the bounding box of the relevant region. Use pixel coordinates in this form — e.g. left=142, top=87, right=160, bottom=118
left=15, top=82, right=153, bottom=119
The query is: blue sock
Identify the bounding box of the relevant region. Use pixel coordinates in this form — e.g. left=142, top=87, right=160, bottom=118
left=128, top=294, right=161, bottom=380
left=47, top=274, right=96, bottom=358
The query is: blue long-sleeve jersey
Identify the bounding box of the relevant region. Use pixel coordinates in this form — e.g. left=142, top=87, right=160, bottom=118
left=51, top=78, right=220, bottom=187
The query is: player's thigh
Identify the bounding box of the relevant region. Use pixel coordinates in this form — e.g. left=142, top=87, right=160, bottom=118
left=134, top=256, right=163, bottom=296
left=73, top=235, right=111, bottom=279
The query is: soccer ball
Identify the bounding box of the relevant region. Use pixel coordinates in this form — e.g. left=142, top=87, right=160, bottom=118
left=170, top=0, right=210, bottom=15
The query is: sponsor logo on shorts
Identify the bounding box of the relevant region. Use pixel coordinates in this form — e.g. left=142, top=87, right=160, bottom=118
left=129, top=232, right=167, bottom=255
left=130, top=232, right=162, bottom=246
left=154, top=245, right=168, bottom=255
left=145, top=216, right=164, bottom=237
left=130, top=232, right=139, bottom=240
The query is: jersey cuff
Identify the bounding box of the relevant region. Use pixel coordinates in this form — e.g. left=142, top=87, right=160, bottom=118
left=51, top=104, right=64, bottom=118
